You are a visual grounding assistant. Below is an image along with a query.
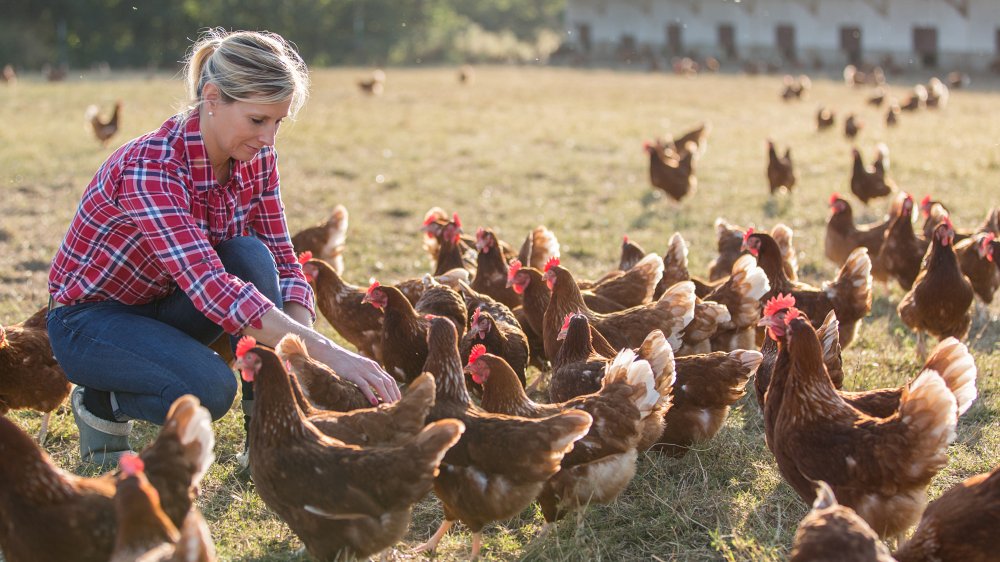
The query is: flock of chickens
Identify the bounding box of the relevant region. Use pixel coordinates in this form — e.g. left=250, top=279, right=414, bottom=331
left=1, top=69, right=999, bottom=562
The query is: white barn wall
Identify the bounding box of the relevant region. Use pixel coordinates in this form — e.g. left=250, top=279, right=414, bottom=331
left=564, top=0, right=1000, bottom=70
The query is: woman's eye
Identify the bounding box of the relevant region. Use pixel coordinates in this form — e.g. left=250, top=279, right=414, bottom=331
left=251, top=118, right=264, bottom=125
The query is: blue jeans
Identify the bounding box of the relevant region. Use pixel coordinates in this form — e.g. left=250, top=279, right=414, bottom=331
left=47, top=236, right=282, bottom=424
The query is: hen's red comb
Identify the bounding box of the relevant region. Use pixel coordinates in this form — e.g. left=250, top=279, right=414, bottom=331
left=452, top=213, right=461, bottom=228
left=236, top=336, right=257, bottom=359
left=743, top=227, right=754, bottom=244
left=643, top=140, right=651, bottom=151
left=507, top=259, right=522, bottom=281
left=468, top=344, right=487, bottom=366
left=422, top=214, right=438, bottom=226
left=829, top=193, right=841, bottom=205
left=984, top=233, right=996, bottom=262
left=366, top=280, right=381, bottom=295
left=543, top=257, right=560, bottom=273
left=920, top=195, right=932, bottom=209
left=120, top=453, right=145, bottom=476
left=784, top=307, right=801, bottom=325
left=297, top=251, right=313, bottom=265
left=764, top=293, right=796, bottom=317
left=561, top=313, right=574, bottom=331
left=472, top=307, right=481, bottom=324
left=476, top=227, right=485, bottom=238
left=623, top=235, right=630, bottom=244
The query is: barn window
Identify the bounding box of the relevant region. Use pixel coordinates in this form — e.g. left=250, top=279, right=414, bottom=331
left=577, top=23, right=592, bottom=52
left=776, top=25, right=796, bottom=62
left=840, top=26, right=862, bottom=65
left=719, top=24, right=737, bottom=58
left=667, top=23, right=683, bottom=55
left=913, top=27, right=938, bottom=67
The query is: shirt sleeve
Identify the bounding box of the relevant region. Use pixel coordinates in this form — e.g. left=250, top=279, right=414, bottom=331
left=249, top=159, right=317, bottom=322
left=115, top=159, right=275, bottom=334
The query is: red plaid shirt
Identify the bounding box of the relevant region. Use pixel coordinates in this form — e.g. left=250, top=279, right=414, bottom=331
left=49, top=111, right=314, bottom=335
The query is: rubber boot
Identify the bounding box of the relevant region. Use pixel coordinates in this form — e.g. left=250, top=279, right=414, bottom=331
left=70, top=385, right=133, bottom=467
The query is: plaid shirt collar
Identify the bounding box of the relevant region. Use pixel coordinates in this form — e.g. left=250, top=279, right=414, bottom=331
left=180, top=110, right=246, bottom=192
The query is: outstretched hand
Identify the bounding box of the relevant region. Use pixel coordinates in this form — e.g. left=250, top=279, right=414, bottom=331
left=316, top=344, right=401, bottom=405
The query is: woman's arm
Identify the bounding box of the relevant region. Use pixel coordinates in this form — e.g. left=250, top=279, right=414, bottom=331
left=244, top=306, right=401, bottom=404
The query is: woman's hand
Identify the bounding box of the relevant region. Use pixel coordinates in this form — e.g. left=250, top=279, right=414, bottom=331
left=313, top=342, right=401, bottom=405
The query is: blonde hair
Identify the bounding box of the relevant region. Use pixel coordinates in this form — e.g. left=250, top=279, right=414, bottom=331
left=185, top=28, right=309, bottom=117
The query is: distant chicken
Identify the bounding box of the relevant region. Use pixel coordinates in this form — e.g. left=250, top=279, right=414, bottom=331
left=767, top=140, right=796, bottom=194
left=516, top=224, right=561, bottom=272
left=457, top=65, right=474, bottom=85
left=762, top=308, right=960, bottom=540
left=894, top=465, right=1000, bottom=562
left=946, top=71, right=970, bottom=89
left=1, top=64, right=16, bottom=85
left=664, top=122, right=711, bottom=158
left=867, top=87, right=886, bottom=107
left=417, top=317, right=592, bottom=559
left=789, top=482, right=895, bottom=562
left=925, top=77, right=949, bottom=109
left=471, top=227, right=522, bottom=309
left=357, top=69, right=386, bottom=95
left=851, top=144, right=895, bottom=205
left=875, top=193, right=930, bottom=289
left=291, top=205, right=348, bottom=275
left=301, top=254, right=385, bottom=363
left=86, top=100, right=122, bottom=146
left=886, top=103, right=900, bottom=126
left=541, top=258, right=695, bottom=361
left=825, top=193, right=895, bottom=266
left=275, top=334, right=371, bottom=411
left=236, top=336, right=464, bottom=561
left=0, top=395, right=214, bottom=562
left=708, top=218, right=747, bottom=281
left=744, top=230, right=872, bottom=348
left=645, top=139, right=697, bottom=202
left=363, top=279, right=467, bottom=383
left=1, top=306, right=71, bottom=443
left=844, top=113, right=863, bottom=139
left=581, top=252, right=665, bottom=310
left=816, top=106, right=836, bottom=131
left=781, top=74, right=811, bottom=100
left=899, top=219, right=975, bottom=357
left=901, top=84, right=928, bottom=111
left=110, top=455, right=216, bottom=562
left=618, top=235, right=648, bottom=271
left=472, top=343, right=668, bottom=527
left=954, top=232, right=999, bottom=305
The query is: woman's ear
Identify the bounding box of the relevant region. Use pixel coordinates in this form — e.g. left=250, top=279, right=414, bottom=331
left=201, top=82, right=220, bottom=109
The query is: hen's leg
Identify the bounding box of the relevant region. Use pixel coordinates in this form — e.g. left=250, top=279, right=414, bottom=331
left=470, top=531, right=483, bottom=560
left=414, top=519, right=452, bottom=554
left=36, top=411, right=52, bottom=445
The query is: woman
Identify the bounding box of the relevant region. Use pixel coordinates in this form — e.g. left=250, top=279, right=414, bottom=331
left=47, top=29, right=399, bottom=465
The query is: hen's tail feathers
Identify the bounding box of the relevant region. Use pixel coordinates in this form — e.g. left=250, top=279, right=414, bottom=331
left=812, top=480, right=838, bottom=510
left=325, top=204, right=349, bottom=250
left=725, top=254, right=770, bottom=329
left=684, top=301, right=730, bottom=344
left=726, top=350, right=762, bottom=402
left=618, top=252, right=665, bottom=302
left=923, top=338, right=978, bottom=416
left=410, top=419, right=465, bottom=472
left=390, top=372, right=437, bottom=429
left=435, top=268, right=470, bottom=289
left=85, top=104, right=100, bottom=125
left=771, top=224, right=799, bottom=280
left=654, top=281, right=697, bottom=350
left=543, top=410, right=594, bottom=455
left=528, top=226, right=560, bottom=271
left=816, top=311, right=844, bottom=387
left=160, top=396, right=216, bottom=490
left=899, top=370, right=958, bottom=476
left=604, top=349, right=664, bottom=419
left=276, top=333, right=310, bottom=365
left=825, top=247, right=873, bottom=321
left=875, top=143, right=890, bottom=171
left=662, top=233, right=691, bottom=286
left=636, top=330, right=677, bottom=411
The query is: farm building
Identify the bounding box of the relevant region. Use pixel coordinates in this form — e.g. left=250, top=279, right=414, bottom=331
left=562, top=0, right=1000, bottom=71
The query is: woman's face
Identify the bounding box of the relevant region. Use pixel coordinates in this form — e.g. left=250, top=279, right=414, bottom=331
left=202, top=83, right=292, bottom=163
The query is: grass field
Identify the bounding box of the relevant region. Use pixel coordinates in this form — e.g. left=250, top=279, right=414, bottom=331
left=2, top=65, right=999, bottom=561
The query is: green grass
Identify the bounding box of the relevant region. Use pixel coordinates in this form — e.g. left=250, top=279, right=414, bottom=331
left=2, top=66, right=998, bottom=561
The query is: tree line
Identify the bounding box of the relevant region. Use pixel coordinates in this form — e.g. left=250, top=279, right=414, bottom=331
left=1, top=0, right=566, bottom=70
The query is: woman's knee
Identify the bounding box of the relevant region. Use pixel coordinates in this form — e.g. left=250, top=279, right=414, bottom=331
left=171, top=364, right=239, bottom=421
left=215, top=237, right=281, bottom=303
